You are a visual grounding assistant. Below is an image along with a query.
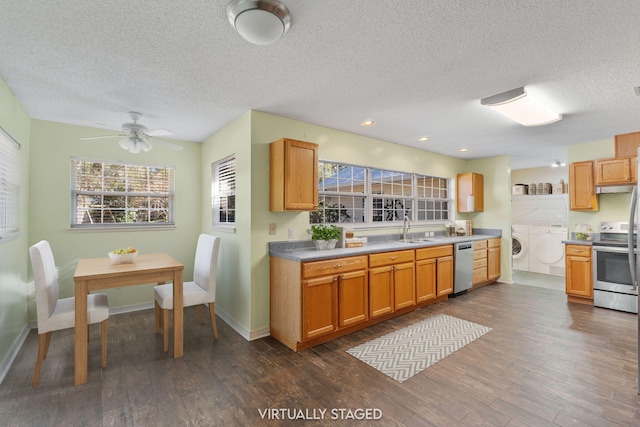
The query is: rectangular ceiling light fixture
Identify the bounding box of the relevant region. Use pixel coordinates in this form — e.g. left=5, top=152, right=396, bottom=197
left=480, top=87, right=562, bottom=126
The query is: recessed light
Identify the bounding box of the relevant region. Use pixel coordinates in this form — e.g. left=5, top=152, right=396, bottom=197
left=458, top=148, right=469, bottom=152
left=418, top=137, right=430, bottom=141
left=361, top=120, right=376, bottom=127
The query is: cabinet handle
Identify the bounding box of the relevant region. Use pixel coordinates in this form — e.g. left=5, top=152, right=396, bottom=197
left=390, top=256, right=398, bottom=260
left=333, top=263, right=344, bottom=269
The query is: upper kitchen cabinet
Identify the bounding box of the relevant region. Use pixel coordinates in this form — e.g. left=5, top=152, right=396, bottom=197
left=614, top=131, right=640, bottom=157
left=569, top=161, right=598, bottom=211
left=456, top=173, right=484, bottom=213
left=594, top=156, right=637, bottom=185
left=269, top=138, right=319, bottom=211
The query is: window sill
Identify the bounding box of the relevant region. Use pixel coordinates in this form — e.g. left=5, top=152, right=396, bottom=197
left=0, top=231, right=23, bottom=244
left=69, top=224, right=176, bottom=232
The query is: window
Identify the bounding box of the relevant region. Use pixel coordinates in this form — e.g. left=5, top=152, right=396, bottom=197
left=0, top=128, right=20, bottom=239
left=311, top=160, right=450, bottom=225
left=212, top=155, right=236, bottom=225
left=71, top=158, right=174, bottom=228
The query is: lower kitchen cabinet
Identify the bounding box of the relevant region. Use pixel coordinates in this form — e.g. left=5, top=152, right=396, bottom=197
left=472, top=240, right=488, bottom=284
left=487, top=238, right=501, bottom=281
left=565, top=244, right=593, bottom=302
left=369, top=250, right=415, bottom=317
left=338, top=270, right=368, bottom=328
left=415, top=245, right=453, bottom=302
left=302, top=275, right=337, bottom=340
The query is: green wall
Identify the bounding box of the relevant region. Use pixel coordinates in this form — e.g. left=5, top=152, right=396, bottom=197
left=0, top=78, right=31, bottom=374
left=28, top=120, right=202, bottom=314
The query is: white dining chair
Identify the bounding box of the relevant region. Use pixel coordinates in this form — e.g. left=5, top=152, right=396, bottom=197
left=154, top=234, right=220, bottom=352
left=29, top=240, right=109, bottom=386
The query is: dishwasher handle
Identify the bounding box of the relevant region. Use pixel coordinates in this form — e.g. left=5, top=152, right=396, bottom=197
left=457, top=243, right=473, bottom=251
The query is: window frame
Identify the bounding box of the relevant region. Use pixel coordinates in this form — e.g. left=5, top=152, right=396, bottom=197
left=0, top=127, right=20, bottom=241
left=70, top=158, right=175, bottom=229
left=211, top=154, right=236, bottom=227
left=312, top=160, right=451, bottom=226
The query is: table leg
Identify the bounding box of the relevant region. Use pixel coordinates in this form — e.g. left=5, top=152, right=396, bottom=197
left=74, top=280, right=89, bottom=385
left=173, top=269, right=184, bottom=357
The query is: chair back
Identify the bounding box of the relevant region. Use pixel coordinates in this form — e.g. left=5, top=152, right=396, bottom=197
left=193, top=234, right=220, bottom=294
left=29, top=241, right=60, bottom=330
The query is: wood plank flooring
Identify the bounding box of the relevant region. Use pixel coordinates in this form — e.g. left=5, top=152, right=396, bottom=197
left=2, top=282, right=640, bottom=426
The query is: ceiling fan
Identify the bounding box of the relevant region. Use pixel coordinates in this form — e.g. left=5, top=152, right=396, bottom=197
left=80, top=112, right=183, bottom=153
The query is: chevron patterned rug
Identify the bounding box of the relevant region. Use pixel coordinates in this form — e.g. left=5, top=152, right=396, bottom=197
left=346, top=314, right=492, bottom=383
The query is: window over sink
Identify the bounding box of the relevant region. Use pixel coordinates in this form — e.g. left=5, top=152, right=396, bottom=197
left=311, top=160, right=450, bottom=225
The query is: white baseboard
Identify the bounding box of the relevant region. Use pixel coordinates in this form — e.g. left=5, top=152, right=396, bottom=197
left=213, top=306, right=270, bottom=341
left=0, top=324, right=31, bottom=385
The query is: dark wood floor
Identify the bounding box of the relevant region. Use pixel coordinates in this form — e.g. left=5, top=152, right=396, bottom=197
left=2, top=282, right=640, bottom=426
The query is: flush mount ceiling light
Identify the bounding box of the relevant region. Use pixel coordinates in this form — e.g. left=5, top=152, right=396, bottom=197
left=418, top=136, right=430, bottom=141
left=480, top=87, right=562, bottom=126
left=551, top=160, right=566, bottom=168
left=361, top=120, right=376, bottom=127
left=227, top=0, right=291, bottom=45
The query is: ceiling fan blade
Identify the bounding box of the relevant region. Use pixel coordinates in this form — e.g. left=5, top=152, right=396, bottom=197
left=151, top=137, right=184, bottom=151
left=80, top=135, right=124, bottom=140
left=146, top=129, right=173, bottom=137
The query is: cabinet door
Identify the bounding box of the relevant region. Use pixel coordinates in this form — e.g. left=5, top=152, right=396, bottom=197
left=338, top=270, right=368, bottom=328
left=487, top=245, right=501, bottom=280
left=302, top=275, right=337, bottom=340
left=269, top=138, right=318, bottom=211
left=615, top=132, right=640, bottom=157
left=569, top=161, right=598, bottom=211
left=456, top=173, right=484, bottom=212
left=595, top=157, right=636, bottom=185
left=394, top=262, right=416, bottom=310
left=416, top=258, right=437, bottom=303
left=566, top=255, right=593, bottom=298
left=369, top=266, right=394, bottom=318
left=436, top=256, right=454, bottom=296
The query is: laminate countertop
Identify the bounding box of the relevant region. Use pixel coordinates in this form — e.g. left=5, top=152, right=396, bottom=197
left=269, top=231, right=502, bottom=262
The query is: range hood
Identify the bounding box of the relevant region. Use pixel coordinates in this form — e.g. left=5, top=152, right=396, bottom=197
left=595, top=184, right=634, bottom=194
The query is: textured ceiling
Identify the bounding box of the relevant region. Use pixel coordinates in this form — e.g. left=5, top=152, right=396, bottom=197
left=1, top=1, right=639, bottom=169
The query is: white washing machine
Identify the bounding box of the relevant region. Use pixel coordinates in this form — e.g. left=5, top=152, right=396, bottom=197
left=512, top=225, right=530, bottom=272
left=529, top=225, right=567, bottom=276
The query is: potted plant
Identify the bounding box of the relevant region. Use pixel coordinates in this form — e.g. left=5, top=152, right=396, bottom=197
left=311, top=224, right=341, bottom=250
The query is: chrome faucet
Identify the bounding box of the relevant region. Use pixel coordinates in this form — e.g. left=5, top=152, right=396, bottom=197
left=402, top=215, right=410, bottom=240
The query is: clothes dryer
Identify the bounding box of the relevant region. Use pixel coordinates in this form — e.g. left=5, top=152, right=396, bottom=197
left=512, top=225, right=530, bottom=272
left=529, top=226, right=567, bottom=276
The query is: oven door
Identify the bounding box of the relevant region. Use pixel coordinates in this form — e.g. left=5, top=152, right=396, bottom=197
left=592, top=246, right=637, bottom=294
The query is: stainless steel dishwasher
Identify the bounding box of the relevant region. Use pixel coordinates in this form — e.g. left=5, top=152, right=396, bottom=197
left=453, top=241, right=474, bottom=295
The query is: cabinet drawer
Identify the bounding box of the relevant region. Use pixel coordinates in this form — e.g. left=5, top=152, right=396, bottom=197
left=473, top=258, right=487, bottom=269
left=302, top=255, right=368, bottom=279
left=473, top=267, right=487, bottom=284
left=369, top=250, right=415, bottom=268
left=415, top=245, right=453, bottom=260
left=474, top=240, right=487, bottom=249
left=565, top=245, right=590, bottom=257
left=488, top=238, right=500, bottom=248
left=473, top=249, right=487, bottom=261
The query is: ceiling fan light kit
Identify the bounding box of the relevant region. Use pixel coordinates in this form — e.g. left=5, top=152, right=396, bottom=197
left=480, top=87, right=562, bottom=126
left=227, top=0, right=291, bottom=45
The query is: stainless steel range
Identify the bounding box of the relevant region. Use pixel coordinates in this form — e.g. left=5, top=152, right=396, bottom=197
left=592, top=221, right=638, bottom=313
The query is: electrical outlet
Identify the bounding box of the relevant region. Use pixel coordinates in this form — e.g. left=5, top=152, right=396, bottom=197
left=269, top=223, right=276, bottom=235
left=288, top=228, right=295, bottom=239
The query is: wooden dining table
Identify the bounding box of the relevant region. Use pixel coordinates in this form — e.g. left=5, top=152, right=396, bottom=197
left=73, top=252, right=184, bottom=385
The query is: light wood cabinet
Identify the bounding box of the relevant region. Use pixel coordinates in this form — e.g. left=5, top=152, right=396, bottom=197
left=302, top=275, right=337, bottom=340
left=368, top=250, right=415, bottom=317
left=415, top=245, right=453, bottom=302
left=472, top=240, right=488, bottom=285
left=456, top=172, right=484, bottom=212
left=615, top=131, right=640, bottom=157
left=269, top=138, right=318, bottom=211
left=569, top=161, right=598, bottom=211
left=565, top=244, right=593, bottom=301
left=594, top=156, right=637, bottom=185
left=338, top=270, right=368, bottom=329
left=487, top=238, right=501, bottom=281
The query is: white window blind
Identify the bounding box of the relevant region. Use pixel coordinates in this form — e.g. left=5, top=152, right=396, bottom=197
left=71, top=158, right=174, bottom=228
left=212, top=155, right=236, bottom=225
left=0, top=128, right=20, bottom=239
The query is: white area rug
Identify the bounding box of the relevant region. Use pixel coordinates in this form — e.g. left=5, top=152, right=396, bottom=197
left=346, top=314, right=492, bottom=383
